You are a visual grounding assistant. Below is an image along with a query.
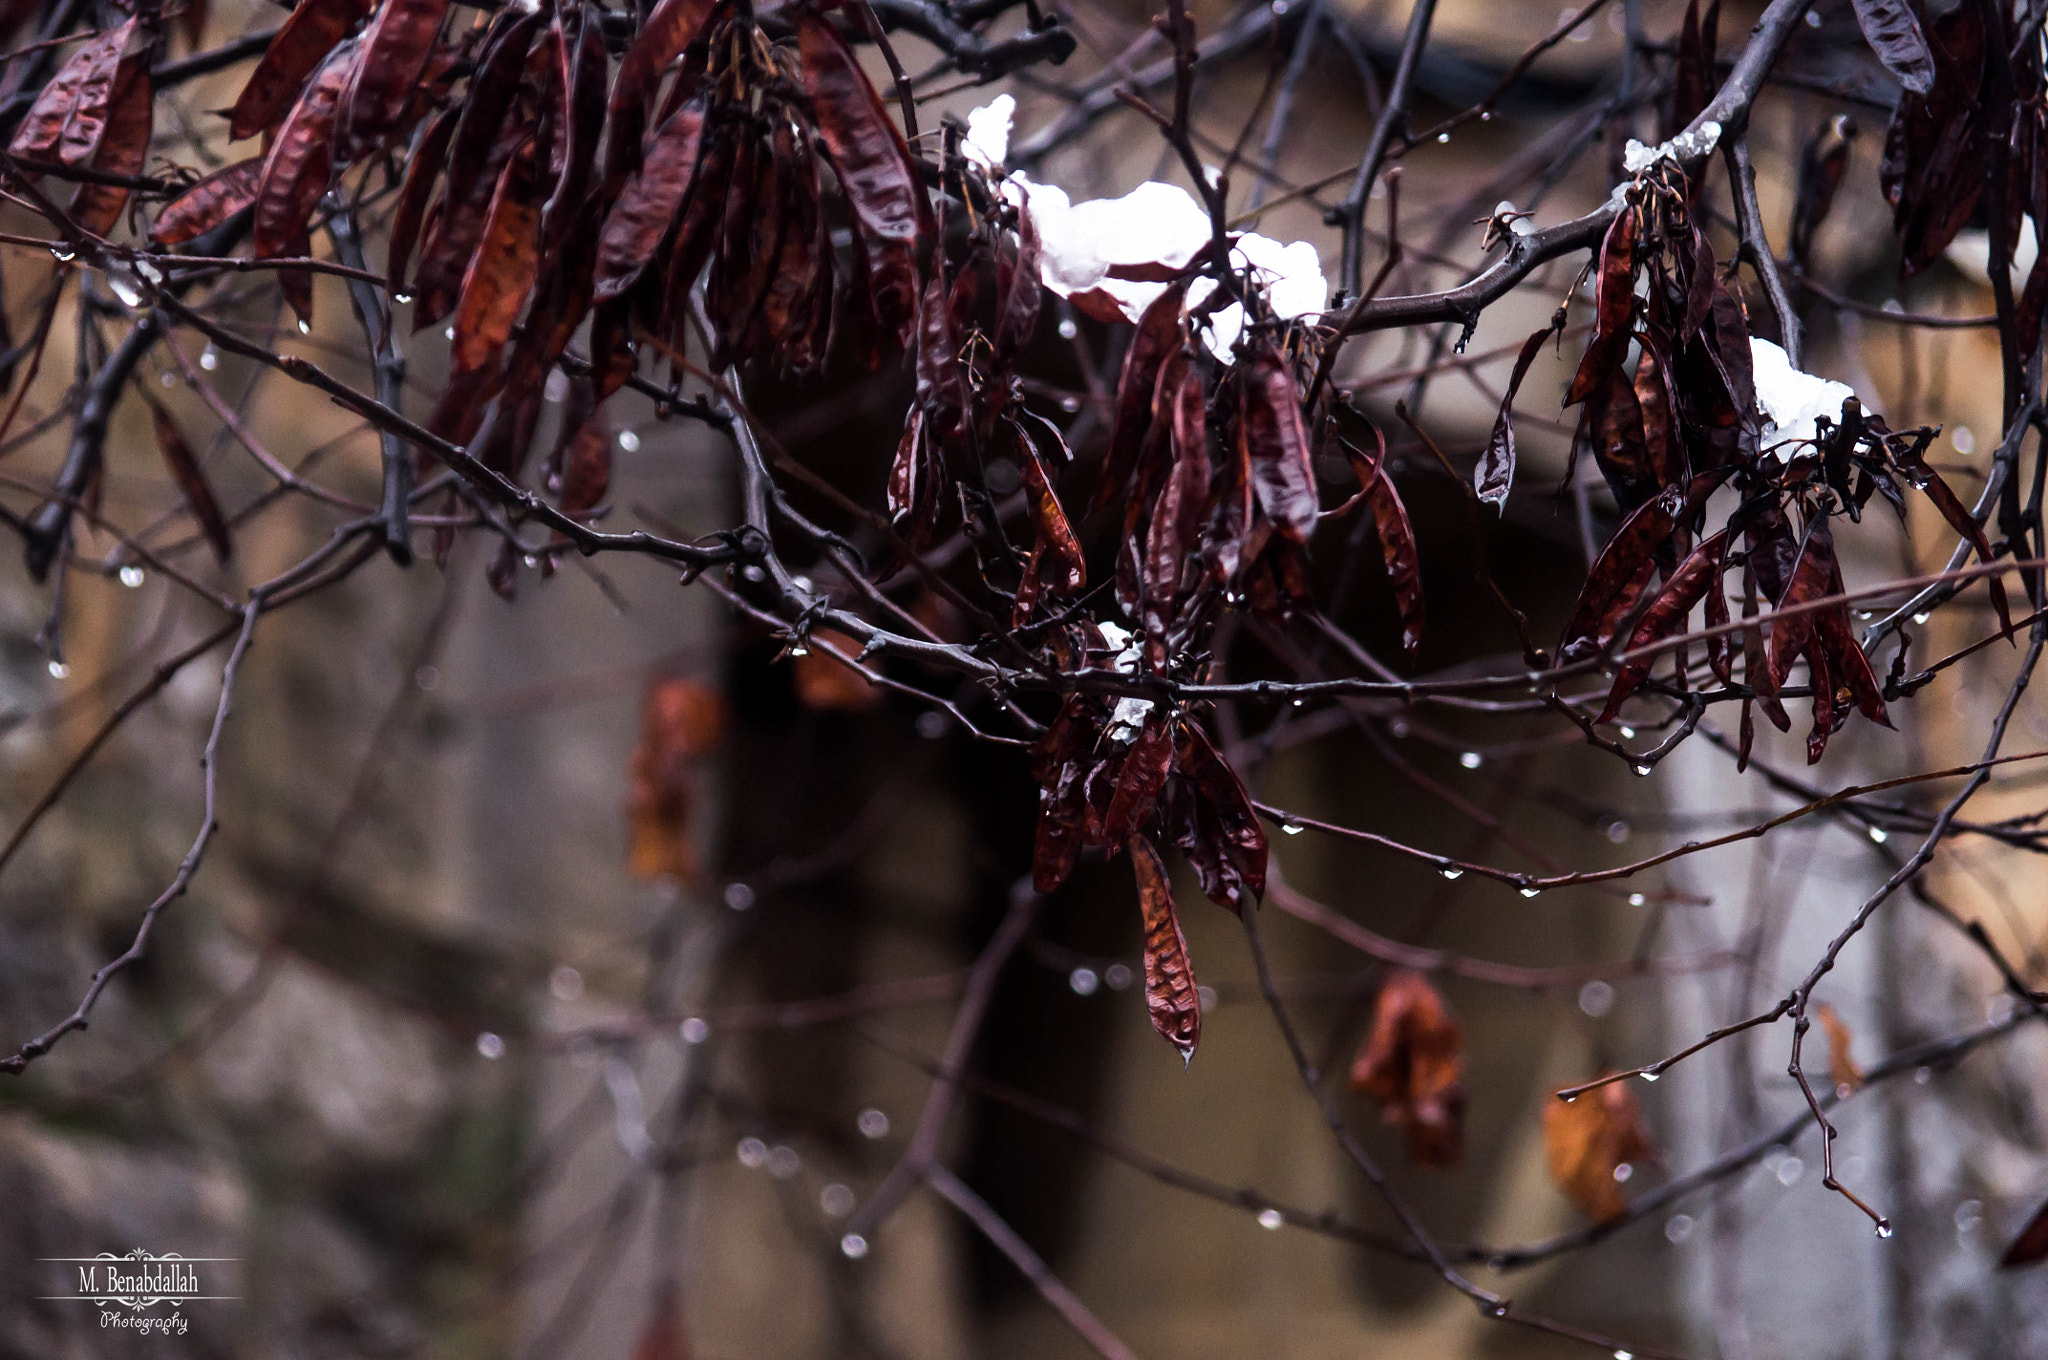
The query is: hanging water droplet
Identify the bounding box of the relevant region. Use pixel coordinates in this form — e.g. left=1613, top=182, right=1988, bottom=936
left=1438, top=864, right=1463, bottom=880
left=1618, top=725, right=1635, bottom=739
left=788, top=644, right=809, bottom=657
left=1615, top=1351, right=1635, bottom=1360
left=521, top=554, right=538, bottom=569
left=1639, top=1070, right=1660, bottom=1082
left=1281, top=821, right=1304, bottom=836
left=1560, top=1093, right=1577, bottom=1103
left=1875, top=1220, right=1894, bottom=1239
left=1632, top=763, right=1652, bottom=777
left=1628, top=892, right=1646, bottom=907
left=618, top=430, right=642, bottom=452
left=1460, top=751, right=1483, bottom=770
left=118, top=565, right=144, bottom=588
left=46, top=660, right=68, bottom=679
left=394, top=290, right=414, bottom=305
left=841, top=1233, right=869, bottom=1258
left=199, top=345, right=218, bottom=371
left=1519, top=885, right=1540, bottom=897
left=297, top=319, right=311, bottom=335
left=51, top=245, right=75, bottom=262
left=1256, top=1208, right=1284, bottom=1230
left=1060, top=395, right=1080, bottom=413
left=1436, top=132, right=1451, bottom=144
left=1480, top=110, right=1494, bottom=121
left=1868, top=826, right=1889, bottom=844
left=1057, top=318, right=1078, bottom=340
left=1913, top=612, right=1930, bottom=625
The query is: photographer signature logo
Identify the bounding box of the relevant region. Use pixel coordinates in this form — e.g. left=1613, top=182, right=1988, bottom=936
left=38, top=1251, right=237, bottom=1337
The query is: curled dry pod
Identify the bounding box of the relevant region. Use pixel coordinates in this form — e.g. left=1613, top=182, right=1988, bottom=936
left=1100, top=717, right=1174, bottom=847
left=1094, top=282, right=1184, bottom=513
left=68, top=57, right=151, bottom=238
left=413, top=117, right=526, bottom=329
left=1556, top=475, right=1734, bottom=662
left=752, top=141, right=823, bottom=367
left=1765, top=518, right=1836, bottom=691
left=1598, top=530, right=1729, bottom=722
left=547, top=4, right=610, bottom=251
left=451, top=139, right=543, bottom=374
left=795, top=10, right=932, bottom=346
left=229, top=0, right=367, bottom=141
left=1167, top=722, right=1265, bottom=913
left=1850, top=0, right=1935, bottom=97
left=1565, top=207, right=1637, bottom=406
left=594, top=100, right=708, bottom=301
left=336, top=0, right=451, bottom=161
left=1476, top=323, right=1555, bottom=511
left=1015, top=419, right=1085, bottom=593
left=384, top=107, right=456, bottom=296
left=147, top=397, right=234, bottom=565
left=444, top=10, right=541, bottom=214
left=659, top=131, right=733, bottom=343
left=556, top=407, right=612, bottom=519
left=1030, top=696, right=1097, bottom=894
left=612, top=0, right=720, bottom=124
left=913, top=272, right=968, bottom=445
left=1130, top=834, right=1201, bottom=1062
left=887, top=408, right=942, bottom=545
left=10, top=16, right=136, bottom=165
left=1813, top=548, right=1891, bottom=730
left=151, top=157, right=265, bottom=245
left=1338, top=423, right=1423, bottom=658
left=1242, top=343, right=1318, bottom=542
left=1142, top=362, right=1210, bottom=629
left=992, top=200, right=1041, bottom=368
left=253, top=41, right=361, bottom=323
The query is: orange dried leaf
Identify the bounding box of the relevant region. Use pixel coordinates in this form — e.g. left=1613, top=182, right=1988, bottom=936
left=793, top=630, right=882, bottom=711
left=1543, top=1079, right=1656, bottom=1222
left=1815, top=1001, right=1862, bottom=1095
left=1348, top=971, right=1464, bottom=1167
left=626, top=677, right=724, bottom=882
